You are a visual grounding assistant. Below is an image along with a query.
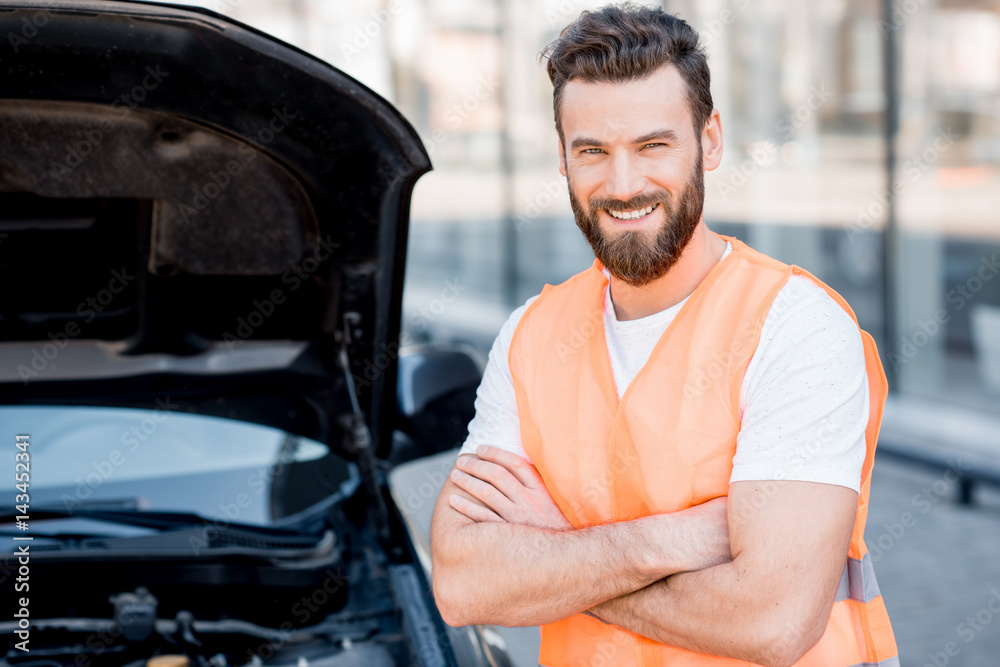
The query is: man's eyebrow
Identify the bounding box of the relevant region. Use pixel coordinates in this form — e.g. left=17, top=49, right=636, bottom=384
left=569, top=136, right=605, bottom=150
left=632, top=129, right=679, bottom=144
left=569, top=129, right=680, bottom=151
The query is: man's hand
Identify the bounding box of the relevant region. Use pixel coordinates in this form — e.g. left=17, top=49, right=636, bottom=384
left=430, top=450, right=739, bottom=628
left=448, top=445, right=573, bottom=531
left=447, top=445, right=731, bottom=575
left=431, top=457, right=713, bottom=627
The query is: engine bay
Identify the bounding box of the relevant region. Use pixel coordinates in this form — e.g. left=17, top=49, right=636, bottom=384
left=0, top=507, right=438, bottom=667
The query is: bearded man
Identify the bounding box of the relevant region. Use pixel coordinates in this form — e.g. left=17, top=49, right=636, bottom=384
left=429, top=5, right=899, bottom=666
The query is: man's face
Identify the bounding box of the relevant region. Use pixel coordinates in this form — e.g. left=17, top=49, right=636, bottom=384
left=558, top=65, right=711, bottom=287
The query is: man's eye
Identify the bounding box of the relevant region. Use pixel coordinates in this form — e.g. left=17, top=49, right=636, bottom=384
left=643, top=143, right=666, bottom=149
left=581, top=148, right=604, bottom=154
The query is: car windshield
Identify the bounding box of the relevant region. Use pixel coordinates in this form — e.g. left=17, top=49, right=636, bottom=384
left=3, top=405, right=357, bottom=535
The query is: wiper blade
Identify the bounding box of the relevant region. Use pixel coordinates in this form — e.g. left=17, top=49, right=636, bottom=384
left=0, top=506, right=307, bottom=537
left=61, top=497, right=148, bottom=511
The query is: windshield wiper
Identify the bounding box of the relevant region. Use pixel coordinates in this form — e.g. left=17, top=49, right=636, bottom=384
left=59, top=497, right=147, bottom=511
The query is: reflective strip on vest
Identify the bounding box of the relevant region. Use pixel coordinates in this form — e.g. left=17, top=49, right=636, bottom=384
left=836, top=553, right=883, bottom=604
left=848, top=659, right=901, bottom=667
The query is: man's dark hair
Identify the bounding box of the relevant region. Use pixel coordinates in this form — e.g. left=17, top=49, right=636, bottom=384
left=541, top=4, right=713, bottom=140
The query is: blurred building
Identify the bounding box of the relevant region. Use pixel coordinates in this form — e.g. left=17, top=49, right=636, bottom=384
left=164, top=0, right=1000, bottom=415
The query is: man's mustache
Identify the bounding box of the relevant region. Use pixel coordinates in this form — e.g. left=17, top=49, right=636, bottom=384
left=589, top=191, right=671, bottom=214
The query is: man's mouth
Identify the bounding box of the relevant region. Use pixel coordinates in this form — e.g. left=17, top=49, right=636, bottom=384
left=605, top=203, right=658, bottom=222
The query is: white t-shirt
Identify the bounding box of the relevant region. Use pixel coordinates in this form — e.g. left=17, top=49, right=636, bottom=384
left=459, top=242, right=869, bottom=493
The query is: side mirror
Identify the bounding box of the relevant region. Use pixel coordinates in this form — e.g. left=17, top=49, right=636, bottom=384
left=392, top=344, right=484, bottom=464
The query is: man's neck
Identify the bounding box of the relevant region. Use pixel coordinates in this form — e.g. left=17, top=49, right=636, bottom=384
left=608, top=222, right=727, bottom=322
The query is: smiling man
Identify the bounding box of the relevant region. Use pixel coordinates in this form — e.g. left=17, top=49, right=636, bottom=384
left=429, top=5, right=898, bottom=666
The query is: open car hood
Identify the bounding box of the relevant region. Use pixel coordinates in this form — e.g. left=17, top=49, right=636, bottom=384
left=0, top=0, right=431, bottom=457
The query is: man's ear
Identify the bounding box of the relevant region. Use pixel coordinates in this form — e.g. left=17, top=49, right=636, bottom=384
left=558, top=137, right=567, bottom=177
left=702, top=109, right=723, bottom=172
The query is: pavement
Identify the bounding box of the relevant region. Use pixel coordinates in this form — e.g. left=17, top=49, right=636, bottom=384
left=866, top=455, right=1000, bottom=666
left=389, top=449, right=1000, bottom=666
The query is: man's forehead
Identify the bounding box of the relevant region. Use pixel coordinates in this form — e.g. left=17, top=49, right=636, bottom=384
left=560, top=64, right=692, bottom=141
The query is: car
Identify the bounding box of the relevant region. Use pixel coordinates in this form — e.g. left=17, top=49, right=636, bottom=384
left=0, top=1, right=504, bottom=665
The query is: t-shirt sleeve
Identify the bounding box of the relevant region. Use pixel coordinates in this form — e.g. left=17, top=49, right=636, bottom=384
left=730, top=277, right=868, bottom=493
left=458, top=296, right=537, bottom=463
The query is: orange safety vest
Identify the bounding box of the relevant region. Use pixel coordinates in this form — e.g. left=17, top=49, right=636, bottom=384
left=508, top=234, right=898, bottom=667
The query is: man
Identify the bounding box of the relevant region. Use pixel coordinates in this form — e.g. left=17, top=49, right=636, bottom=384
left=430, top=5, right=898, bottom=666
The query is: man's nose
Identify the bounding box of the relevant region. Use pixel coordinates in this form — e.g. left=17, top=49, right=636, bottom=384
left=605, top=152, right=646, bottom=201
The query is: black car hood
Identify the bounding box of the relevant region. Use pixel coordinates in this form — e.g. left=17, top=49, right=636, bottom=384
left=0, top=0, right=431, bottom=457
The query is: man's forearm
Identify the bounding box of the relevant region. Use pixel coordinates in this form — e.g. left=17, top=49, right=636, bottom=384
left=590, top=561, right=822, bottom=666
left=430, top=454, right=730, bottom=629
left=587, top=481, right=857, bottom=667
left=432, top=510, right=692, bottom=627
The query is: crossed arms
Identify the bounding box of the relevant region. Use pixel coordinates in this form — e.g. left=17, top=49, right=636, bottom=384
left=429, top=446, right=858, bottom=667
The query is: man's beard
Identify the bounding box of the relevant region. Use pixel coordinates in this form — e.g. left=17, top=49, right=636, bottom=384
left=568, top=153, right=705, bottom=287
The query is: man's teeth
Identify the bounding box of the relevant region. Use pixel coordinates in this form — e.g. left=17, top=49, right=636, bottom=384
left=607, top=205, right=656, bottom=221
